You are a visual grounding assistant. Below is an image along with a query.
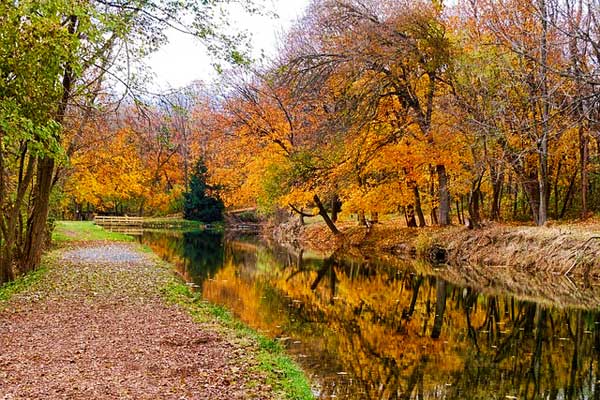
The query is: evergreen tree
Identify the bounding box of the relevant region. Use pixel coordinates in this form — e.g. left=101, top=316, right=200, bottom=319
left=183, top=159, right=224, bottom=222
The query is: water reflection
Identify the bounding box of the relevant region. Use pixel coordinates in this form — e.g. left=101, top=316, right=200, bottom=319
left=142, top=230, right=600, bottom=400
left=141, top=230, right=224, bottom=284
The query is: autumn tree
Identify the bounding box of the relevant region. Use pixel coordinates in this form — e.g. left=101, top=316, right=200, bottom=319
left=279, top=0, right=456, bottom=226
left=191, top=0, right=600, bottom=231
left=454, top=0, right=576, bottom=225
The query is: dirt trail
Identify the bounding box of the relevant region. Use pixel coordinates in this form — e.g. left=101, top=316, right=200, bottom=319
left=0, top=243, right=274, bottom=399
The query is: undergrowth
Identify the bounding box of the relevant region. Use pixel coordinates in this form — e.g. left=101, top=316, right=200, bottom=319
left=0, top=263, right=48, bottom=302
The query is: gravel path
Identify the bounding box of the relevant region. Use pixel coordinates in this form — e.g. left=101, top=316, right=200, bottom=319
left=0, top=242, right=273, bottom=399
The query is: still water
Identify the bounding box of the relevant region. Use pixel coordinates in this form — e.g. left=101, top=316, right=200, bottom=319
left=140, top=229, right=600, bottom=400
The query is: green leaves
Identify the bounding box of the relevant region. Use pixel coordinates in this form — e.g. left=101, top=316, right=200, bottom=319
left=0, top=101, right=65, bottom=161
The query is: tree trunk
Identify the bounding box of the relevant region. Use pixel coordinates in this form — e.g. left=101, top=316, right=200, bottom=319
left=467, top=175, right=483, bottom=228
left=138, top=199, right=145, bottom=217
left=21, top=157, right=55, bottom=273
left=538, top=140, right=549, bottom=226
left=491, top=166, right=504, bottom=221
left=580, top=124, right=589, bottom=219
left=521, top=171, right=541, bottom=225
left=436, top=164, right=451, bottom=225
left=430, top=207, right=438, bottom=226
left=537, top=0, right=550, bottom=227
left=414, top=186, right=426, bottom=227
left=560, top=169, right=578, bottom=219
left=314, top=194, right=341, bottom=235
left=553, top=158, right=562, bottom=219
left=331, top=194, right=342, bottom=223
left=468, top=188, right=481, bottom=229
left=455, top=200, right=464, bottom=225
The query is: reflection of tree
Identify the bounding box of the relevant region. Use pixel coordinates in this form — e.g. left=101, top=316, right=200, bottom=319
left=182, top=231, right=224, bottom=283
left=431, top=278, right=447, bottom=339
left=401, top=275, right=423, bottom=320
left=310, top=257, right=339, bottom=305
left=462, top=288, right=479, bottom=351
left=143, top=230, right=224, bottom=285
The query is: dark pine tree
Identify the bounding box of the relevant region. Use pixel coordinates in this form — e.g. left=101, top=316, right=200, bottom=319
left=183, top=158, right=224, bottom=222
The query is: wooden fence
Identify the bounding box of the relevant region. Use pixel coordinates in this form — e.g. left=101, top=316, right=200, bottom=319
left=94, top=216, right=144, bottom=227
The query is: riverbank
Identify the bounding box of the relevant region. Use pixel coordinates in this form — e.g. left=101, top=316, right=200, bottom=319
left=273, top=217, right=600, bottom=278
left=263, top=217, right=600, bottom=310
left=0, top=224, right=312, bottom=399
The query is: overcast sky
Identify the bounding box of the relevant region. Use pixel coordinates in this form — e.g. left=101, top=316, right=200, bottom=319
left=146, top=1, right=310, bottom=91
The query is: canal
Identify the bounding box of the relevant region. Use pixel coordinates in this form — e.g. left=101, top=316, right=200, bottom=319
left=140, top=229, right=600, bottom=399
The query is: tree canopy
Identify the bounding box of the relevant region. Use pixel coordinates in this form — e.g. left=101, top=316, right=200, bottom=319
left=5, top=0, right=600, bottom=283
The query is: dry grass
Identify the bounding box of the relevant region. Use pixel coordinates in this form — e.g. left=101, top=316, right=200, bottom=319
left=439, top=223, right=600, bottom=276
left=295, top=218, right=600, bottom=276
left=282, top=218, right=600, bottom=309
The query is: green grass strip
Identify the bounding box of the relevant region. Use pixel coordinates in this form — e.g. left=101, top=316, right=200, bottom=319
left=162, top=279, right=314, bottom=400
left=0, top=264, right=48, bottom=302
left=52, top=221, right=134, bottom=243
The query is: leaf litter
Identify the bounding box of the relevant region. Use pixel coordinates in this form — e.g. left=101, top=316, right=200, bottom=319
left=0, top=242, right=276, bottom=399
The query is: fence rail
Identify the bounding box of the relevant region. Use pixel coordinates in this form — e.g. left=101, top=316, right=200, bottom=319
left=94, top=216, right=144, bottom=227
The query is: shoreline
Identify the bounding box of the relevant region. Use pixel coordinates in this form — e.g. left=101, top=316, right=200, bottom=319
left=264, top=218, right=600, bottom=309
left=278, top=220, right=600, bottom=277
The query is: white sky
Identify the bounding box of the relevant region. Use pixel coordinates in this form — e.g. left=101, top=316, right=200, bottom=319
left=146, top=1, right=310, bottom=91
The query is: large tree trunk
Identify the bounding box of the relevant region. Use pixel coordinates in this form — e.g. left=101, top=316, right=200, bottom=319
left=436, top=164, right=451, bottom=225
left=21, top=157, right=55, bottom=273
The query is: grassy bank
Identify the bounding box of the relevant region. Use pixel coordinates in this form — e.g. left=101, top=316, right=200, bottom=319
left=141, top=217, right=213, bottom=230
left=52, top=221, right=134, bottom=243
left=0, top=263, right=48, bottom=303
